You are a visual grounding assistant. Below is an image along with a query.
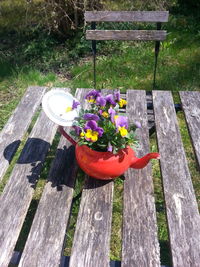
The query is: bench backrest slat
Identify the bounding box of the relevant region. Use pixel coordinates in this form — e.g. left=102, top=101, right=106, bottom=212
left=86, top=29, right=167, bottom=41
left=85, top=11, right=169, bottom=23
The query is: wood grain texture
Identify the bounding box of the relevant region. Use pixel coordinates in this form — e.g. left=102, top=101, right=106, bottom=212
left=179, top=91, right=200, bottom=168
left=0, top=86, right=47, bottom=181
left=69, top=89, right=114, bottom=267
left=86, top=30, right=167, bottom=41
left=69, top=178, right=114, bottom=267
left=153, top=91, right=200, bottom=267
left=18, top=137, right=76, bottom=267
left=18, top=89, right=86, bottom=267
left=0, top=111, right=57, bottom=267
left=122, top=90, right=160, bottom=267
left=85, top=11, right=169, bottom=22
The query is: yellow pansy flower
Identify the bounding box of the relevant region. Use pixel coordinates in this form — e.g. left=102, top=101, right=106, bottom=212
left=119, top=98, right=127, bottom=108
left=102, top=111, right=109, bottom=118
left=88, top=99, right=96, bottom=103
left=114, top=115, right=119, bottom=120
left=80, top=132, right=85, bottom=137
left=119, top=126, right=128, bottom=137
left=85, top=129, right=98, bottom=142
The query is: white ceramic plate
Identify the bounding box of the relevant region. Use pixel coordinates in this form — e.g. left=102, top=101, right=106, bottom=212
left=42, top=89, right=80, bottom=126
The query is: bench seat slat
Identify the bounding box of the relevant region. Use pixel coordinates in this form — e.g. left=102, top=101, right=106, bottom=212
left=69, top=89, right=114, bottom=267
left=179, top=91, right=200, bottom=168
left=0, top=86, right=47, bottom=181
left=153, top=91, right=200, bottom=267
left=18, top=89, right=80, bottom=267
left=85, top=11, right=169, bottom=23
left=0, top=110, right=57, bottom=267
left=86, top=30, right=167, bottom=41
left=69, top=178, right=114, bottom=267
left=18, top=136, right=77, bottom=267
left=122, top=90, right=160, bottom=267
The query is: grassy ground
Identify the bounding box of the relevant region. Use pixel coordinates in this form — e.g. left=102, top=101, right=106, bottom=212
left=1, top=15, right=200, bottom=130
left=70, top=20, right=200, bottom=91
left=0, top=12, right=200, bottom=266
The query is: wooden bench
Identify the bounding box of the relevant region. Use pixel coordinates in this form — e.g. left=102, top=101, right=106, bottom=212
left=84, top=11, right=169, bottom=88
left=0, top=86, right=200, bottom=267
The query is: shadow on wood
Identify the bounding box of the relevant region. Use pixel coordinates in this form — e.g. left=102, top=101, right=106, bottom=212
left=3, top=140, right=21, bottom=163
left=48, top=145, right=76, bottom=190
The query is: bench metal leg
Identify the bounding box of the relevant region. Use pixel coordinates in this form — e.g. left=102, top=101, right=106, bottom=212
left=91, top=22, right=97, bottom=88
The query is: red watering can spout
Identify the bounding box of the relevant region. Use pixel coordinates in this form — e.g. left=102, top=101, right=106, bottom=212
left=130, top=152, right=160, bottom=169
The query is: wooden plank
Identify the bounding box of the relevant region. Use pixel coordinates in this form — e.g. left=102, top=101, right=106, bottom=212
left=11, top=252, right=171, bottom=267
left=122, top=90, right=160, bottom=267
left=0, top=110, right=57, bottom=267
left=179, top=91, right=200, bottom=168
left=18, top=89, right=85, bottom=267
left=86, top=30, right=167, bottom=41
left=69, top=89, right=114, bottom=267
left=152, top=91, right=200, bottom=267
left=0, top=86, right=47, bottom=181
left=69, top=178, right=114, bottom=267
left=85, top=11, right=169, bottom=22
left=18, top=136, right=76, bottom=267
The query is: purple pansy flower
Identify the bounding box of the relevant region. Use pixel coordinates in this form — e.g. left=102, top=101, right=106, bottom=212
left=96, top=96, right=107, bottom=107
left=85, top=90, right=101, bottom=100
left=107, top=143, right=113, bottom=152
left=134, top=121, right=142, bottom=128
left=114, top=91, right=120, bottom=102
left=84, top=120, right=104, bottom=137
left=72, top=100, right=80, bottom=110
left=108, top=107, right=116, bottom=123
left=105, top=94, right=116, bottom=106
left=115, top=116, right=128, bottom=130
left=73, top=125, right=82, bottom=135
left=83, top=113, right=100, bottom=121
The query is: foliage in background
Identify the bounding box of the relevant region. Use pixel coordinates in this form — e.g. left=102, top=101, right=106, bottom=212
left=0, top=0, right=102, bottom=37
left=103, top=0, right=177, bottom=11
left=176, top=0, right=200, bottom=15
left=0, top=0, right=186, bottom=37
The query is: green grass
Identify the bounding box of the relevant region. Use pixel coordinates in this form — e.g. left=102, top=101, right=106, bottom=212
left=70, top=33, right=200, bottom=91
left=1, top=15, right=200, bottom=131
left=110, top=179, right=123, bottom=260
left=0, top=11, right=200, bottom=266
left=63, top=170, right=85, bottom=256
left=0, top=66, right=73, bottom=130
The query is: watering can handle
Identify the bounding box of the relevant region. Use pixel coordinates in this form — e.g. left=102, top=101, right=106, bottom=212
left=58, top=126, right=77, bottom=146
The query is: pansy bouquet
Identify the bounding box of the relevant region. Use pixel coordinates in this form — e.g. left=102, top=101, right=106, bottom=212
left=70, top=90, right=141, bottom=154
left=42, top=88, right=160, bottom=179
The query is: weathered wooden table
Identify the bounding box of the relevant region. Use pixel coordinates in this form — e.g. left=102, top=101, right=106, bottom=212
left=0, top=87, right=200, bottom=267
